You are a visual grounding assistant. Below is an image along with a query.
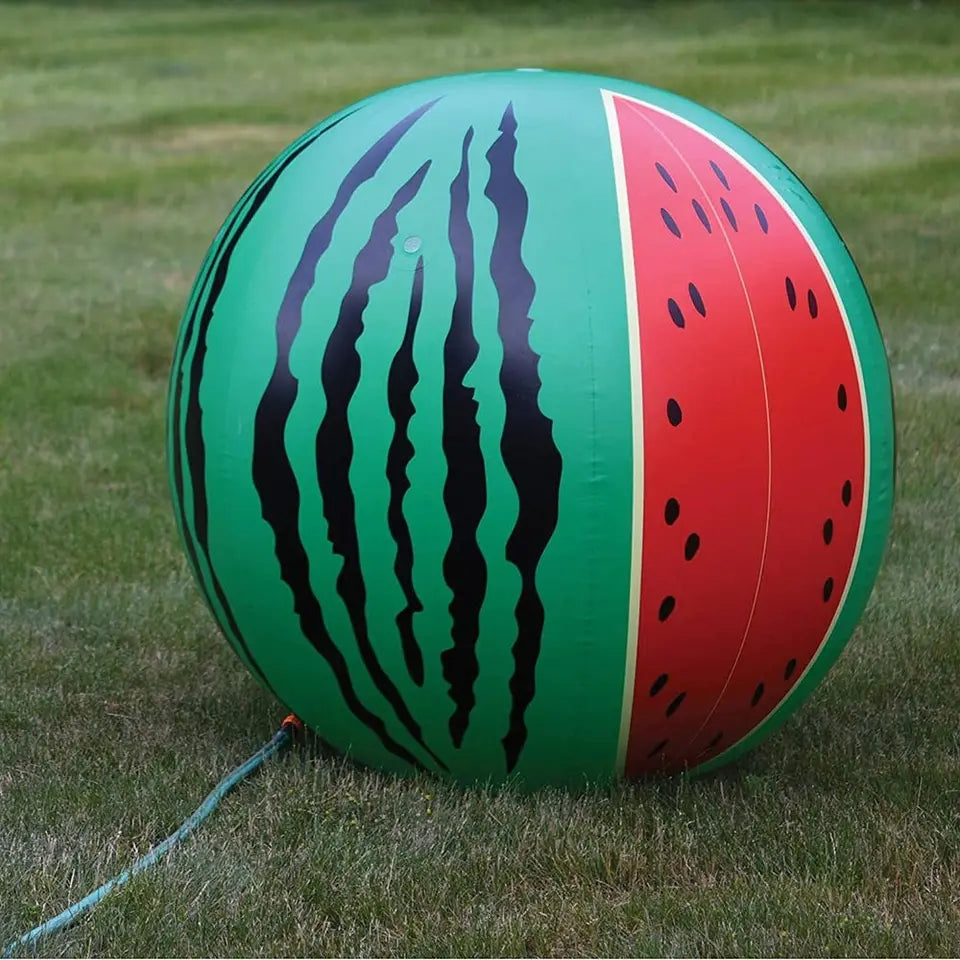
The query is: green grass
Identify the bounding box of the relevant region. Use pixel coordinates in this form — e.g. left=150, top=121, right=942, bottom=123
left=2, top=0, right=959, bottom=955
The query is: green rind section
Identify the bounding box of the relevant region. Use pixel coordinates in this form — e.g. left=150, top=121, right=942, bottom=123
left=165, top=111, right=360, bottom=680
left=174, top=73, right=636, bottom=788
left=499, top=79, right=635, bottom=787
left=584, top=76, right=895, bottom=776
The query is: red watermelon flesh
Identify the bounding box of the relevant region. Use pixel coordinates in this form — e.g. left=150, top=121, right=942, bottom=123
left=609, top=94, right=867, bottom=776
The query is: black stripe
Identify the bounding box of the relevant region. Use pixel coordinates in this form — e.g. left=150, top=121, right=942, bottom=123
left=315, top=160, right=446, bottom=770
left=174, top=116, right=349, bottom=687
left=440, top=127, right=488, bottom=749
left=252, top=100, right=439, bottom=770
left=386, top=257, right=427, bottom=687
left=172, top=147, right=297, bottom=679
left=484, top=103, right=563, bottom=773
left=175, top=109, right=356, bottom=522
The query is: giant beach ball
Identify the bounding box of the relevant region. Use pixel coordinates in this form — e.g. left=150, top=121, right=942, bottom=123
left=167, top=70, right=895, bottom=788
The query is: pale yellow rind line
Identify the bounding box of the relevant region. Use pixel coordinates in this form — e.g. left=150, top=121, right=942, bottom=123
left=602, top=89, right=645, bottom=777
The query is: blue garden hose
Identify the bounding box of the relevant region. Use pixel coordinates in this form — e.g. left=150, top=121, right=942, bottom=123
left=2, top=716, right=301, bottom=958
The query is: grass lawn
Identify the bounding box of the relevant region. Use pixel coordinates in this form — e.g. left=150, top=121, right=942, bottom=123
left=2, top=0, right=959, bottom=955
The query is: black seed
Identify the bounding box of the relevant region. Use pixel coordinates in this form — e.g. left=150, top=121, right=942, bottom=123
left=649, top=673, right=668, bottom=696
left=684, top=533, right=700, bottom=560
left=710, top=159, right=730, bottom=189
left=785, top=276, right=797, bottom=310
left=784, top=658, right=797, bottom=681
left=667, top=398, right=682, bottom=426
left=837, top=384, right=848, bottom=411
left=647, top=738, right=669, bottom=758
left=708, top=731, right=723, bottom=748
left=655, top=162, right=678, bottom=192
left=823, top=518, right=834, bottom=545
left=720, top=197, right=738, bottom=231
left=688, top=282, right=706, bottom=317
left=658, top=596, right=676, bottom=621
left=842, top=480, right=852, bottom=506
left=667, top=297, right=685, bottom=329
left=808, top=289, right=819, bottom=318
left=754, top=203, right=769, bottom=233
left=666, top=692, right=687, bottom=717
left=665, top=498, right=680, bottom=525
left=661, top=208, right=682, bottom=238
left=751, top=682, right=764, bottom=707
left=823, top=577, right=834, bottom=602
left=691, top=198, right=712, bottom=232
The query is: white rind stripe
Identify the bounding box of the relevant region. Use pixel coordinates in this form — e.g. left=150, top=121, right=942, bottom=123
left=602, top=90, right=645, bottom=777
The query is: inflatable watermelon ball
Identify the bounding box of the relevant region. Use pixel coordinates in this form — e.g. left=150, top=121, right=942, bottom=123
left=167, top=70, right=894, bottom=789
